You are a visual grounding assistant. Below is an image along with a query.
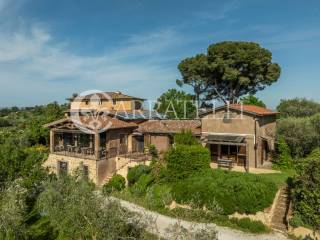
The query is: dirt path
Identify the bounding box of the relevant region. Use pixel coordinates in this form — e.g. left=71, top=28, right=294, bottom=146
left=109, top=197, right=288, bottom=240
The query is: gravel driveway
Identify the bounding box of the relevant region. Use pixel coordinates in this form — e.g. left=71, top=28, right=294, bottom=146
left=109, top=197, right=288, bottom=240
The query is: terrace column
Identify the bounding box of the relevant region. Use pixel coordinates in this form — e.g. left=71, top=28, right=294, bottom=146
left=94, top=132, right=100, bottom=159
left=50, top=129, right=55, bottom=153
left=128, top=134, right=133, bottom=152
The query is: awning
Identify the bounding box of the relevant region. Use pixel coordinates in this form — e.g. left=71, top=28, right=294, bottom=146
left=132, top=132, right=143, bottom=136
left=206, top=135, right=245, bottom=143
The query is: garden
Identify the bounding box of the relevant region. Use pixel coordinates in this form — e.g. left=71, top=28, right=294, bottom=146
left=274, top=99, right=320, bottom=236
left=102, top=131, right=286, bottom=234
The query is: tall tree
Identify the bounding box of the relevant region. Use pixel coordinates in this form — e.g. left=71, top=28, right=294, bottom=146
left=177, top=41, right=281, bottom=104
left=240, top=94, right=266, bottom=108
left=154, top=89, right=196, bottom=119
left=277, top=98, right=320, bottom=118
left=177, top=54, right=210, bottom=108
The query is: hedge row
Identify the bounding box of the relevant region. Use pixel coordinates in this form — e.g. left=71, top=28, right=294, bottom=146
left=172, top=169, right=278, bottom=215
left=165, top=144, right=210, bottom=181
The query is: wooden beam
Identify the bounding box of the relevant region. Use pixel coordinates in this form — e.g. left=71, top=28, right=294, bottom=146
left=207, top=141, right=246, bottom=146
left=50, top=129, right=55, bottom=153
left=94, top=132, right=100, bottom=159
left=54, top=129, right=88, bottom=134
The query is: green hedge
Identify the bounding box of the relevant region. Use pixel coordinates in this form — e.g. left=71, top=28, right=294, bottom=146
left=291, top=149, right=320, bottom=230
left=103, top=174, right=126, bottom=194
left=172, top=169, right=278, bottom=215
left=165, top=144, right=210, bottom=181
left=127, top=165, right=151, bottom=186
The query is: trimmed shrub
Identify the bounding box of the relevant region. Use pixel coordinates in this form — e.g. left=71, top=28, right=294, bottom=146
left=174, top=129, right=198, bottom=146
left=130, top=174, right=154, bottom=197
left=172, top=169, right=278, bottom=215
left=103, top=174, right=125, bottom=194
left=165, top=144, right=210, bottom=181
left=127, top=165, right=151, bottom=186
left=145, top=184, right=172, bottom=208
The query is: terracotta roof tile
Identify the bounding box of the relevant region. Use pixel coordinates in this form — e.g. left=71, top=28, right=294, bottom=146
left=68, top=91, right=145, bottom=101
left=229, top=104, right=277, bottom=116
left=44, top=116, right=137, bottom=131
left=200, top=104, right=277, bottom=117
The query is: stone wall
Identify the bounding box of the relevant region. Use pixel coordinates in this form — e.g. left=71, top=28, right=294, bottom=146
left=44, top=154, right=98, bottom=183
left=229, top=188, right=281, bottom=226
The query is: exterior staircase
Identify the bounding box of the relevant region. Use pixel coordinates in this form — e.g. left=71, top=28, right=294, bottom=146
left=103, top=153, right=150, bottom=184
left=271, top=185, right=290, bottom=233
left=124, top=152, right=149, bottom=162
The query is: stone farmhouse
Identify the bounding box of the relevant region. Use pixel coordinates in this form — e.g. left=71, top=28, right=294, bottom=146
left=43, top=91, right=277, bottom=185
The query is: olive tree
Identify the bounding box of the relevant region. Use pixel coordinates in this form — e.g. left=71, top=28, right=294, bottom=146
left=37, top=174, right=147, bottom=240
left=0, top=181, right=27, bottom=239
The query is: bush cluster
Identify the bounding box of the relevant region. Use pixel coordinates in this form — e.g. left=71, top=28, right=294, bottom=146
left=145, top=184, right=172, bottom=208
left=273, top=136, right=293, bottom=169
left=291, top=149, right=320, bottom=230
left=127, top=165, right=151, bottom=186
left=129, top=174, right=154, bottom=197
left=165, top=144, right=210, bottom=181
left=148, top=144, right=158, bottom=159
left=172, top=169, right=278, bottom=215
left=103, top=174, right=126, bottom=194
left=173, top=129, right=199, bottom=146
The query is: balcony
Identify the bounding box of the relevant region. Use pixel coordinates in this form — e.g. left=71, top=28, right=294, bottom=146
left=53, top=145, right=106, bottom=160
left=52, top=142, right=132, bottom=160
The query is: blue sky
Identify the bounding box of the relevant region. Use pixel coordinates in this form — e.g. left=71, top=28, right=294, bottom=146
left=0, top=0, right=319, bottom=108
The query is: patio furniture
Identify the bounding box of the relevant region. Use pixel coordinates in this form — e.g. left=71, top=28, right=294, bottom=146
left=217, top=159, right=234, bottom=170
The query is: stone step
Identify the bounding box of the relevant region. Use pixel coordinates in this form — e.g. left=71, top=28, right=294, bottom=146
left=275, top=205, right=288, bottom=210
left=271, top=186, right=290, bottom=233
left=272, top=226, right=287, bottom=232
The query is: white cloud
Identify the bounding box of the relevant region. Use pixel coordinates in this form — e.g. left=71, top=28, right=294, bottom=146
left=0, top=24, right=183, bottom=106
left=193, top=0, right=239, bottom=22
left=0, top=0, right=9, bottom=13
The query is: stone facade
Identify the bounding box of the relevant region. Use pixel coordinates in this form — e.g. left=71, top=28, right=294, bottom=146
left=44, top=153, right=99, bottom=183
left=201, top=106, right=277, bottom=169
left=145, top=134, right=171, bottom=153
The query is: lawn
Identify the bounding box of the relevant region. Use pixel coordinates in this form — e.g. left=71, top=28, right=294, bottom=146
left=258, top=169, right=295, bottom=187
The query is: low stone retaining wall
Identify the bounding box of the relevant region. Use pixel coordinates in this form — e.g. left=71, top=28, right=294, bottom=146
left=44, top=153, right=98, bottom=183
left=229, top=188, right=281, bottom=226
